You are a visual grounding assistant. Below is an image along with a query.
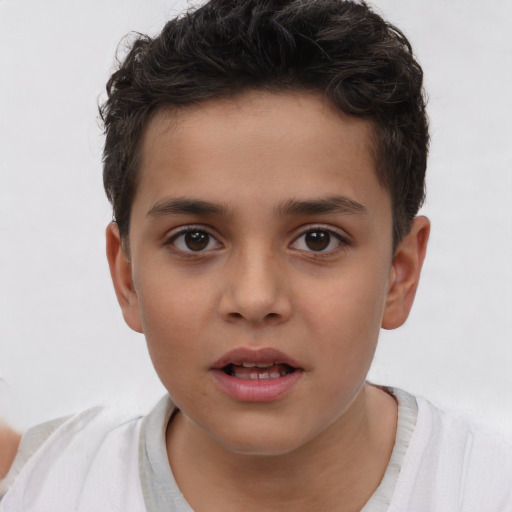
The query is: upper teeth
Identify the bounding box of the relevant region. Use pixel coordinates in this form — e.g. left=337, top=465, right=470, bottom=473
left=241, top=362, right=275, bottom=368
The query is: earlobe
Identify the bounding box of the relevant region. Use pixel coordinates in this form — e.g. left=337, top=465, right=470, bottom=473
left=381, top=216, right=430, bottom=330
left=105, top=223, right=143, bottom=333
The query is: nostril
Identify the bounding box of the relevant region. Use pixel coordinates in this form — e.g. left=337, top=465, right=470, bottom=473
left=226, top=311, right=280, bottom=321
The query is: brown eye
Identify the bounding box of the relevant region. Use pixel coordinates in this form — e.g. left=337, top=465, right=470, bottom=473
left=304, top=230, right=330, bottom=251
left=184, top=230, right=210, bottom=251
left=169, top=228, right=221, bottom=253
left=290, top=227, right=345, bottom=254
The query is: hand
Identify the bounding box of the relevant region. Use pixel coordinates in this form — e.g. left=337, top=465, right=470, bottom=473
left=0, top=423, right=21, bottom=480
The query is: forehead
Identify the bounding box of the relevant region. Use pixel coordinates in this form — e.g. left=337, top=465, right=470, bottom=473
left=134, top=90, right=388, bottom=218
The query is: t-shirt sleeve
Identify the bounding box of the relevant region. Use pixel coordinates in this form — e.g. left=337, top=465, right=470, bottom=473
left=0, top=416, right=70, bottom=499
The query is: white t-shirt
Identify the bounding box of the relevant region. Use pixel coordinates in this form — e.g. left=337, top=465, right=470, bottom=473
left=1, top=388, right=511, bottom=511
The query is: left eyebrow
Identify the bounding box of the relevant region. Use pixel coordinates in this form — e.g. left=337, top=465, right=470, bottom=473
left=276, top=195, right=367, bottom=216
left=146, top=197, right=229, bottom=218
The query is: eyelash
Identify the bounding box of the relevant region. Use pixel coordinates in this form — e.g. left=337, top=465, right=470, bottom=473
left=163, top=225, right=350, bottom=257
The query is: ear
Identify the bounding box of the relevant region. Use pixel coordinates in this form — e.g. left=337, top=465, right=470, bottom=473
left=106, top=222, right=143, bottom=333
left=381, top=216, right=430, bottom=330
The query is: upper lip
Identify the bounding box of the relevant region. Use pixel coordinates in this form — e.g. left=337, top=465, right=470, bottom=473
left=211, top=347, right=302, bottom=370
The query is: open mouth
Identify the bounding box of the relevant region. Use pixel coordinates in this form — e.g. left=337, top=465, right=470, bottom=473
left=222, top=362, right=296, bottom=380
left=211, top=351, right=303, bottom=401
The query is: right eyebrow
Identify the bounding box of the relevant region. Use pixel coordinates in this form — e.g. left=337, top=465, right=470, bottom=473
left=146, top=197, right=229, bottom=218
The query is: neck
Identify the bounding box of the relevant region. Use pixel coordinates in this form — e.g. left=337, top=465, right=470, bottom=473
left=166, top=384, right=397, bottom=512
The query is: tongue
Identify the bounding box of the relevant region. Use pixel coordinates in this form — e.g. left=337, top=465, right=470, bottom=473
left=229, top=363, right=292, bottom=380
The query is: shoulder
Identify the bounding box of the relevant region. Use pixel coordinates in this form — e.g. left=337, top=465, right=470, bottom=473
left=0, top=405, right=146, bottom=511
left=393, top=392, right=512, bottom=511
left=0, top=416, right=67, bottom=498
left=415, top=395, right=512, bottom=469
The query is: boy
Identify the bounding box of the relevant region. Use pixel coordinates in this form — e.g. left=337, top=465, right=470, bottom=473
left=1, top=0, right=511, bottom=510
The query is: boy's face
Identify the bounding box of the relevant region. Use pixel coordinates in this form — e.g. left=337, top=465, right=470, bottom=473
left=108, top=91, right=427, bottom=456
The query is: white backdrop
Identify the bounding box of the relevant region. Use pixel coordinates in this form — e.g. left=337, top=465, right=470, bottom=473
left=1, top=0, right=511, bottom=434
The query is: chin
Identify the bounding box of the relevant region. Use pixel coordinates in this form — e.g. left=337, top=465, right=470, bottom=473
left=209, top=420, right=310, bottom=458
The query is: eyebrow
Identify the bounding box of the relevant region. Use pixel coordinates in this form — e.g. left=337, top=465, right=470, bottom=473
left=276, top=195, right=367, bottom=216
left=146, top=197, right=229, bottom=218
left=146, top=194, right=367, bottom=219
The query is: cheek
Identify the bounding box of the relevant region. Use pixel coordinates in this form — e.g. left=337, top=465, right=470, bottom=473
left=311, top=268, right=388, bottom=330
left=135, top=271, right=218, bottom=369
left=305, top=268, right=389, bottom=370
left=137, top=265, right=215, bottom=329
left=309, top=288, right=385, bottom=412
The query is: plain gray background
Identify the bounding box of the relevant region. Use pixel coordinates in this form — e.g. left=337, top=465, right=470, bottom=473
left=1, top=0, right=511, bottom=433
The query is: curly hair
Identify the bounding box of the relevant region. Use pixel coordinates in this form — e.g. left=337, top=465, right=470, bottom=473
left=100, top=0, right=428, bottom=247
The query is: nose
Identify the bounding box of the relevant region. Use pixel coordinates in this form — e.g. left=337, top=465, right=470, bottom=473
left=218, top=246, right=292, bottom=326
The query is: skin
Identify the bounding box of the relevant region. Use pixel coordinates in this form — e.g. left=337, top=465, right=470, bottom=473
left=107, top=90, right=429, bottom=511
left=0, top=423, right=20, bottom=480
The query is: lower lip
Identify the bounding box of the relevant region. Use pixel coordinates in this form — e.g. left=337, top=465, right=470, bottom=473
left=209, top=369, right=303, bottom=402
